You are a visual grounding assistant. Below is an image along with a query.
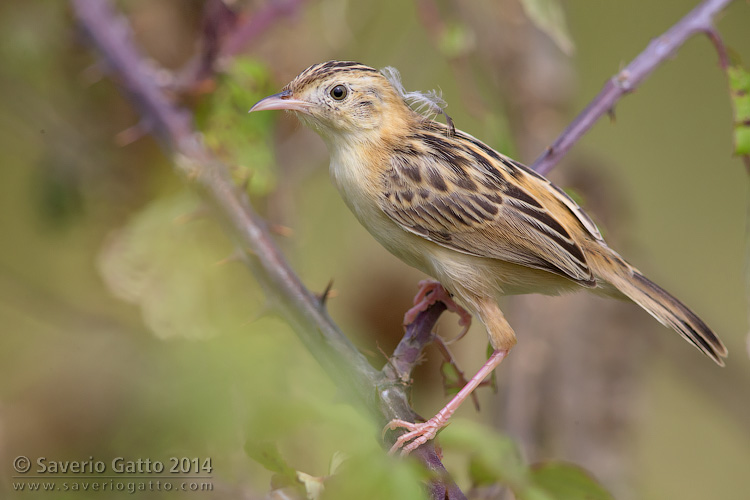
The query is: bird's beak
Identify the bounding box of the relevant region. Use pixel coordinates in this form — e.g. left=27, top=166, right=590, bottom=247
left=249, top=90, right=311, bottom=113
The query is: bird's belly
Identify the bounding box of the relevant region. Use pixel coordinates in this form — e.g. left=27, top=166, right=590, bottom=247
left=339, top=190, right=576, bottom=296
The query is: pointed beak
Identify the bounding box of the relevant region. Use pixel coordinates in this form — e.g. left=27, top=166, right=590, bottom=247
left=249, top=90, right=311, bottom=113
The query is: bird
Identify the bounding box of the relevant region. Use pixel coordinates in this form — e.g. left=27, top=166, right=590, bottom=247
left=249, top=60, right=727, bottom=454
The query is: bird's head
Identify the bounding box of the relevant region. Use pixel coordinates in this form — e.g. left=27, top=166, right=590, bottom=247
left=250, top=61, right=439, bottom=147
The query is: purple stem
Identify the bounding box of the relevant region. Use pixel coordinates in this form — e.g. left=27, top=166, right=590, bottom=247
left=532, top=0, right=735, bottom=175
left=220, top=0, right=307, bottom=59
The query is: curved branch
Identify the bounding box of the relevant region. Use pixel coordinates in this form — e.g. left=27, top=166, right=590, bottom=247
left=532, top=0, right=736, bottom=174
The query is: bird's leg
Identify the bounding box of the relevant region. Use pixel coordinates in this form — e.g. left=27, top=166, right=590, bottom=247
left=386, top=348, right=509, bottom=455
left=403, top=280, right=472, bottom=342
left=431, top=335, right=485, bottom=411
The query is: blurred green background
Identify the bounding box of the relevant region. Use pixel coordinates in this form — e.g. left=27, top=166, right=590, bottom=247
left=1, top=0, right=749, bottom=499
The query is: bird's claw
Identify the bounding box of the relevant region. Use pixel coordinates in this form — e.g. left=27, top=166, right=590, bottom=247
left=384, top=415, right=448, bottom=456
left=403, top=280, right=472, bottom=343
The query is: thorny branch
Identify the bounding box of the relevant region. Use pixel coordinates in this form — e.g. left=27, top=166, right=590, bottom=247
left=70, top=0, right=464, bottom=498
left=532, top=0, right=736, bottom=175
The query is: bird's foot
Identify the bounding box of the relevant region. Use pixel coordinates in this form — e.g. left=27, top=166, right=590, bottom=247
left=383, top=349, right=509, bottom=456
left=385, top=414, right=449, bottom=456
left=403, top=280, right=472, bottom=343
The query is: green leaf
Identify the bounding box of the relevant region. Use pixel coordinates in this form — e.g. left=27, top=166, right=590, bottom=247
left=245, top=441, right=297, bottom=479
left=328, top=451, right=349, bottom=475
left=440, top=361, right=461, bottom=395
left=440, top=420, right=614, bottom=500
left=439, top=420, right=528, bottom=490
left=520, top=0, right=575, bottom=55
left=97, top=190, right=263, bottom=339
left=322, top=451, right=427, bottom=500
left=728, top=61, right=750, bottom=156
left=197, top=58, right=278, bottom=194
left=529, top=462, right=614, bottom=500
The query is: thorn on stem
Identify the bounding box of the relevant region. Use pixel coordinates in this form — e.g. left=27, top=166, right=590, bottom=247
left=614, top=69, right=633, bottom=92
left=317, top=279, right=337, bottom=307
left=114, top=121, right=150, bottom=146
left=375, top=342, right=389, bottom=362
left=213, top=250, right=243, bottom=266
left=80, top=63, right=104, bottom=86
left=174, top=205, right=211, bottom=224
left=269, top=224, right=294, bottom=238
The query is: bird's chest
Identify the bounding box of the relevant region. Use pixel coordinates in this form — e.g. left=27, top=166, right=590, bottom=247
left=328, top=154, right=431, bottom=271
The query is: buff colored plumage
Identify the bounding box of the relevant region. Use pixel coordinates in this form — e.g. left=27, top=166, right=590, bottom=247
left=250, top=61, right=727, bottom=454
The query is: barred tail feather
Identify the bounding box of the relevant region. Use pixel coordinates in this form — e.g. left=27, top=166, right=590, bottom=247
left=596, top=254, right=727, bottom=366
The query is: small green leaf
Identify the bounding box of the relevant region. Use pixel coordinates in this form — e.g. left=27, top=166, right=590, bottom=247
left=97, top=191, right=263, bottom=340
left=520, top=0, right=574, bottom=55
left=529, top=462, right=614, bottom=500
left=440, top=361, right=461, bottom=395
left=245, top=441, right=297, bottom=479
left=322, top=450, right=427, bottom=500
left=328, top=451, right=349, bottom=475
left=439, top=420, right=528, bottom=490
left=728, top=62, right=750, bottom=156
left=197, top=58, right=279, bottom=194
left=735, top=127, right=750, bottom=156
left=440, top=421, right=614, bottom=500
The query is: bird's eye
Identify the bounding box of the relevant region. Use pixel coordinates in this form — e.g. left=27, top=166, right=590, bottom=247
left=330, top=85, right=348, bottom=100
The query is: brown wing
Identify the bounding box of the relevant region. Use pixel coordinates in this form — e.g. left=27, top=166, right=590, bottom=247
left=379, top=125, right=602, bottom=286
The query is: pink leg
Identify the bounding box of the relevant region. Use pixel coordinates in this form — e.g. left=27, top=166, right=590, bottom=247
left=403, top=280, right=472, bottom=342
left=386, top=349, right=509, bottom=455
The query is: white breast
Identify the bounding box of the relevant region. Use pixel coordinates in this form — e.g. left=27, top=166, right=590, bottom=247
left=328, top=151, right=434, bottom=273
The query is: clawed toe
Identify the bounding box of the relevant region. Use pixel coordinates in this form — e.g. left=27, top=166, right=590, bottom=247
left=402, top=281, right=473, bottom=343
left=382, top=418, right=418, bottom=439
left=385, top=417, right=446, bottom=456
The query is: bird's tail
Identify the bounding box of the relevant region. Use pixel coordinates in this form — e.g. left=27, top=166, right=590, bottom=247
left=590, top=248, right=727, bottom=366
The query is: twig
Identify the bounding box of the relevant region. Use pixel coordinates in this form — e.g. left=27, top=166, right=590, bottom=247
left=180, top=0, right=307, bottom=87
left=219, top=0, right=307, bottom=61
left=532, top=0, right=736, bottom=175
left=70, top=0, right=464, bottom=498
left=382, top=302, right=445, bottom=381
